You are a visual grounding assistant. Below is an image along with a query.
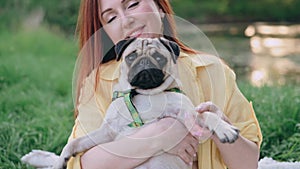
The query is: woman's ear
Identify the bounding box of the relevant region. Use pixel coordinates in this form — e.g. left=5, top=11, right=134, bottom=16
left=115, top=38, right=136, bottom=61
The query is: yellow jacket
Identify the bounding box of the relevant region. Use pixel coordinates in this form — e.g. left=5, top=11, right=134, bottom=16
left=67, top=52, right=262, bottom=169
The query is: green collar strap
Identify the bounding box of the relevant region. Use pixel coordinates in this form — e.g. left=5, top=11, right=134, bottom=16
left=165, top=87, right=184, bottom=94
left=112, top=88, right=184, bottom=128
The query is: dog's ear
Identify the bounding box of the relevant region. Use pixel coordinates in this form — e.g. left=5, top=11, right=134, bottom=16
left=168, top=40, right=180, bottom=58
left=158, top=38, right=180, bottom=64
left=102, top=47, right=116, bottom=64
left=115, top=38, right=136, bottom=61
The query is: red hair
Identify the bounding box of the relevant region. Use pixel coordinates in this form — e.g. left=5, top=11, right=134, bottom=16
left=74, top=0, right=197, bottom=117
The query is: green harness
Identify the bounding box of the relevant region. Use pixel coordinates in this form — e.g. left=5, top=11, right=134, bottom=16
left=112, top=88, right=184, bottom=128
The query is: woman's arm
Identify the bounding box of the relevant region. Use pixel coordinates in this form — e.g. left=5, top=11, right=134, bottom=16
left=81, top=118, right=198, bottom=169
left=196, top=102, right=260, bottom=169
left=212, top=134, right=259, bottom=169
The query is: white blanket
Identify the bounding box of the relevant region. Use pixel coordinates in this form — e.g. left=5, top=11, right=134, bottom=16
left=258, top=157, right=300, bottom=169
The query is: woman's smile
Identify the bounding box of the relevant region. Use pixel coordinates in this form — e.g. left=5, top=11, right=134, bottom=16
left=126, top=25, right=145, bottom=38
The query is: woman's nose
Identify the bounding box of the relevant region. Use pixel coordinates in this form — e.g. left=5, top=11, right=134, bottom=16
left=121, top=15, right=135, bottom=29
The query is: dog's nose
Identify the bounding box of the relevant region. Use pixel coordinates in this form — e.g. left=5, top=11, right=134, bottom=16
left=139, top=58, right=150, bottom=66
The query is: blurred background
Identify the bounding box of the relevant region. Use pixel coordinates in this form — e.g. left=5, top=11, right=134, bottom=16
left=0, top=0, right=299, bottom=168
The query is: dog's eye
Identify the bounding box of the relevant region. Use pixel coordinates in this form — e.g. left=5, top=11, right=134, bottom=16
left=126, top=53, right=137, bottom=62
left=152, top=52, right=167, bottom=68
left=128, top=54, right=136, bottom=60
left=152, top=52, right=164, bottom=61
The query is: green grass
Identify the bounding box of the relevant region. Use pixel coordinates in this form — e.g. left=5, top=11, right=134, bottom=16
left=0, top=28, right=299, bottom=168
left=0, top=27, right=77, bottom=168
left=238, top=81, right=300, bottom=162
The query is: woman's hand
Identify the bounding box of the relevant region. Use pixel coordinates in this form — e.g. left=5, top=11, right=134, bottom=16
left=195, top=101, right=230, bottom=123
left=167, top=133, right=198, bottom=165
left=149, top=118, right=198, bottom=166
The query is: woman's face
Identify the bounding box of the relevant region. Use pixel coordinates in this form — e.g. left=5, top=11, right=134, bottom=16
left=99, top=0, right=164, bottom=44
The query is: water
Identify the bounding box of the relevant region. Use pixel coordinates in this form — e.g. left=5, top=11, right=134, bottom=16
left=209, top=35, right=300, bottom=86
left=177, top=21, right=300, bottom=87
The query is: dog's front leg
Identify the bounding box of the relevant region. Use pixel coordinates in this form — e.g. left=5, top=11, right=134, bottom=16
left=201, top=112, right=239, bottom=143
left=53, top=122, right=115, bottom=169
left=53, top=139, right=78, bottom=169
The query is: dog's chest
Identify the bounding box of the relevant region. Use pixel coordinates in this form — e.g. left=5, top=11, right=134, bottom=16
left=131, top=93, right=169, bottom=121
left=131, top=92, right=190, bottom=122
left=106, top=91, right=195, bottom=138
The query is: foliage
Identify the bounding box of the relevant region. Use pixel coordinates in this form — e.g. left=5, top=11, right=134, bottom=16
left=0, top=0, right=80, bottom=33
left=171, top=0, right=300, bottom=23
left=39, top=0, right=81, bottom=33
left=1, top=0, right=300, bottom=34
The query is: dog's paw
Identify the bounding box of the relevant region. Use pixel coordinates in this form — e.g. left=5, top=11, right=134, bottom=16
left=213, top=121, right=239, bottom=143
left=201, top=112, right=239, bottom=143
left=21, top=150, right=59, bottom=168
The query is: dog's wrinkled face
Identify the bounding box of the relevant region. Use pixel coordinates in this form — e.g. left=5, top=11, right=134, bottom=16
left=115, top=37, right=180, bottom=90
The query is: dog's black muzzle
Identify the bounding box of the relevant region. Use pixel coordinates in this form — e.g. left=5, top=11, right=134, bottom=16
left=130, top=68, right=164, bottom=89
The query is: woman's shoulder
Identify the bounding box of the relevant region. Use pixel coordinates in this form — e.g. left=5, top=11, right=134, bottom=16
left=180, top=51, right=236, bottom=79
left=179, top=51, right=227, bottom=68
left=84, top=60, right=121, bottom=82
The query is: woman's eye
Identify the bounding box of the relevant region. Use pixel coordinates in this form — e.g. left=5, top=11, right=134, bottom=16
left=127, top=1, right=139, bottom=9
left=107, top=16, right=116, bottom=23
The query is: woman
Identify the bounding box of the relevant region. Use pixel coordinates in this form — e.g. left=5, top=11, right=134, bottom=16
left=67, top=0, right=262, bottom=168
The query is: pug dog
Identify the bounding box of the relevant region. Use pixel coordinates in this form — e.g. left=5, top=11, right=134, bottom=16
left=21, top=37, right=239, bottom=169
